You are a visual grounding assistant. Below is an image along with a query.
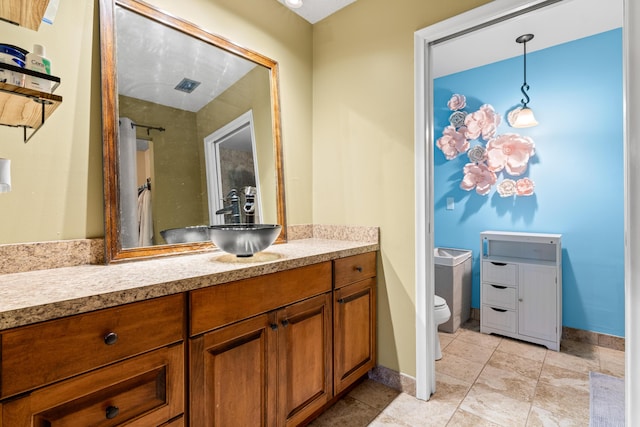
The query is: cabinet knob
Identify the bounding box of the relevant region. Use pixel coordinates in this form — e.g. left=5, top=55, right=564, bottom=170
left=355, top=266, right=363, bottom=272
left=270, top=323, right=278, bottom=330
left=281, top=319, right=289, bottom=327
left=104, top=332, right=118, bottom=345
left=105, top=405, right=119, bottom=419
left=337, top=298, right=345, bottom=304
left=519, top=298, right=523, bottom=302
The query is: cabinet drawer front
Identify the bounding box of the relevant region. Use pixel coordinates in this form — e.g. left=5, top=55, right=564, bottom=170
left=482, top=261, right=517, bottom=285
left=482, top=283, right=517, bottom=310
left=190, top=262, right=332, bottom=335
left=481, top=305, right=516, bottom=333
left=2, top=344, right=184, bottom=427
left=333, top=252, right=376, bottom=289
left=0, top=294, right=184, bottom=399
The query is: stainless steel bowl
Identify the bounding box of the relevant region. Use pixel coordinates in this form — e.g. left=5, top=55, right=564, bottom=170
left=208, top=224, right=282, bottom=257
left=160, top=225, right=210, bottom=244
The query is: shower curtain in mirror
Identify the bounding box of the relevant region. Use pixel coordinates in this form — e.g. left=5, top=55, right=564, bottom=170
left=119, top=118, right=154, bottom=247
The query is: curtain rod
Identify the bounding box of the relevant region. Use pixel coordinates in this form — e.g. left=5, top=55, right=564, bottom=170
left=131, top=122, right=165, bottom=135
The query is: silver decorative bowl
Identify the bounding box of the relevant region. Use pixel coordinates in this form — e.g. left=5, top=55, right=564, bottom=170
left=208, top=224, right=282, bottom=257
left=160, top=225, right=210, bottom=244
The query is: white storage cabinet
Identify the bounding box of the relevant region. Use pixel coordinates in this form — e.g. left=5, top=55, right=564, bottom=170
left=480, top=231, right=562, bottom=351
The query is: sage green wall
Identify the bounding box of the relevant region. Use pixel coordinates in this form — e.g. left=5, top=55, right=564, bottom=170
left=311, top=0, right=491, bottom=376
left=0, top=1, right=103, bottom=243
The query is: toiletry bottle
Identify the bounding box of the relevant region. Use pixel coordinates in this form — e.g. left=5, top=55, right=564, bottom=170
left=25, top=44, right=52, bottom=93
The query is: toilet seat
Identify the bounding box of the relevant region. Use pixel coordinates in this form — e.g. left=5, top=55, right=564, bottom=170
left=434, top=295, right=451, bottom=324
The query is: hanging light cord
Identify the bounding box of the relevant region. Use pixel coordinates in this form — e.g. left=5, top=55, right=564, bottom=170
left=517, top=34, right=534, bottom=108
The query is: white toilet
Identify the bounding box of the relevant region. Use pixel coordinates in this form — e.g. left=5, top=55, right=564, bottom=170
left=434, top=295, right=451, bottom=360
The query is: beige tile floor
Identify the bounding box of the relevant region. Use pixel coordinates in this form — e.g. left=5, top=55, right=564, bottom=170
left=310, top=321, right=625, bottom=426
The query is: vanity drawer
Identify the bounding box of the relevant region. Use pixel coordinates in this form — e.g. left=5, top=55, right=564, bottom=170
left=482, top=260, right=517, bottom=285
left=333, top=252, right=376, bottom=289
left=482, top=283, right=517, bottom=310
left=481, top=305, right=516, bottom=333
left=2, top=344, right=184, bottom=427
left=190, top=262, right=332, bottom=336
left=0, top=294, right=185, bottom=399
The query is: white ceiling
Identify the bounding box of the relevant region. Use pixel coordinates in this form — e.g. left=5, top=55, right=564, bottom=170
left=277, top=0, right=357, bottom=24
left=432, top=0, right=622, bottom=78
left=116, top=6, right=257, bottom=113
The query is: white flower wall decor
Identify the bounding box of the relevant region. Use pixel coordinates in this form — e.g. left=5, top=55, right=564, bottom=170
left=436, top=94, right=536, bottom=197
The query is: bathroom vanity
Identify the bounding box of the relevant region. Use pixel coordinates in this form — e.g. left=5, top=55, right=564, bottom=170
left=0, top=236, right=378, bottom=426
left=480, top=231, right=562, bottom=351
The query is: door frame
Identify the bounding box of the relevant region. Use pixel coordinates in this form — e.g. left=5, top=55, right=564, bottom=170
left=414, top=1, right=639, bottom=423
left=204, top=110, right=260, bottom=225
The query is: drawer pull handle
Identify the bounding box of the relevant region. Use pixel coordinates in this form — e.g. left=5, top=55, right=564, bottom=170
left=104, top=332, right=118, bottom=345
left=490, top=262, right=508, bottom=266
left=105, top=405, right=119, bottom=419
left=355, top=266, right=363, bottom=272
left=270, top=323, right=278, bottom=330
left=490, top=307, right=507, bottom=313
left=337, top=289, right=370, bottom=305
left=491, top=285, right=507, bottom=290
left=281, top=319, right=289, bottom=327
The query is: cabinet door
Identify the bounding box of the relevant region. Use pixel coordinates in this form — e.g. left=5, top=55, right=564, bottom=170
left=277, top=293, right=332, bottom=427
left=518, top=264, right=558, bottom=341
left=189, top=313, right=277, bottom=427
left=2, top=344, right=184, bottom=427
left=334, top=278, right=376, bottom=394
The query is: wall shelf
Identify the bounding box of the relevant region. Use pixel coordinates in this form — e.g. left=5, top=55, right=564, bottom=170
left=0, top=0, right=50, bottom=31
left=0, top=63, right=62, bottom=143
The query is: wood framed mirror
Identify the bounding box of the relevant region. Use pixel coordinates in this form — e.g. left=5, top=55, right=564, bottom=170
left=99, top=0, right=287, bottom=262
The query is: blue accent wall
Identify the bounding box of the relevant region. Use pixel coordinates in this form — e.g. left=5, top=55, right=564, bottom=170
left=433, top=29, right=624, bottom=337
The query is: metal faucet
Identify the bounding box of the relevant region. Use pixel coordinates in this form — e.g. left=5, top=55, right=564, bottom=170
left=215, top=189, right=241, bottom=224
left=243, top=186, right=257, bottom=224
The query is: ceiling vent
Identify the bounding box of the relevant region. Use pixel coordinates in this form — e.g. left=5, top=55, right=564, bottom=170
left=174, top=78, right=201, bottom=93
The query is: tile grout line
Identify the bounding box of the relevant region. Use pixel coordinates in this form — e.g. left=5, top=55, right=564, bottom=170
left=444, top=330, right=504, bottom=426
left=524, top=346, right=550, bottom=426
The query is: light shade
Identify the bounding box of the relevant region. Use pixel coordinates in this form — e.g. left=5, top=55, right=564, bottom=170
left=284, top=0, right=303, bottom=8
left=0, top=158, right=11, bottom=193
left=510, top=107, right=539, bottom=128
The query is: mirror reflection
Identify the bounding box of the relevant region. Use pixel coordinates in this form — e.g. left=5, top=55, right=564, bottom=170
left=100, top=0, right=286, bottom=261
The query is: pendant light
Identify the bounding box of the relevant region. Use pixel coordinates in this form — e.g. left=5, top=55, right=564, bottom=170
left=510, top=34, right=539, bottom=128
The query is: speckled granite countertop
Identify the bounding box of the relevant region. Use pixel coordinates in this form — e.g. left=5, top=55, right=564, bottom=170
left=0, top=238, right=378, bottom=332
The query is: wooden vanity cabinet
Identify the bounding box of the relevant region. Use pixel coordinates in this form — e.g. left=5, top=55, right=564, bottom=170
left=189, top=262, right=333, bottom=427
left=332, top=252, right=377, bottom=394
left=0, top=251, right=378, bottom=426
left=0, top=294, right=185, bottom=426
